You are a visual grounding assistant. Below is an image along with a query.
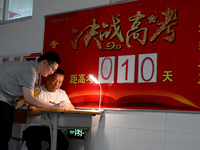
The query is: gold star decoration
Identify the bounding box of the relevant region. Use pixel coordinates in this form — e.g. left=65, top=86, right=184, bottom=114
left=148, top=14, right=158, bottom=24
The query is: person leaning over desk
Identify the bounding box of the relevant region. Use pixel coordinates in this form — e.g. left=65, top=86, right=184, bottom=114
left=0, top=51, right=67, bottom=150
left=23, top=68, right=75, bottom=150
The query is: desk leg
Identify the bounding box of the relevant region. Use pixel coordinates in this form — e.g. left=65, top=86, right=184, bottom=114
left=51, top=113, right=58, bottom=150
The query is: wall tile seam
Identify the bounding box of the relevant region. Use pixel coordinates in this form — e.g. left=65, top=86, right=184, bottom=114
left=91, top=125, right=116, bottom=128
left=91, top=125, right=166, bottom=131
left=96, top=126, right=166, bottom=132
left=165, top=130, right=200, bottom=134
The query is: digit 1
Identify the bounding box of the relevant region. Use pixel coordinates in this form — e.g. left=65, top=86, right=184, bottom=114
left=122, top=59, right=128, bottom=80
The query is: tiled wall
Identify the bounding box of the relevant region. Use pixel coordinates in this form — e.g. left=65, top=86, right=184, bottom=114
left=10, top=110, right=200, bottom=150
left=90, top=110, right=200, bottom=150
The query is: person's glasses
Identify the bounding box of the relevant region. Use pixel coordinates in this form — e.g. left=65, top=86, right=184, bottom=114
left=48, top=63, right=56, bottom=73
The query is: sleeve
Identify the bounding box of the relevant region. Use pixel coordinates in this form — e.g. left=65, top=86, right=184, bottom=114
left=17, top=64, right=36, bottom=90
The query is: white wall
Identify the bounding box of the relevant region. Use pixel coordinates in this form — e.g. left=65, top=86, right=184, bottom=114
left=1, top=0, right=200, bottom=150
left=0, top=0, right=109, bottom=56
left=91, top=110, right=200, bottom=150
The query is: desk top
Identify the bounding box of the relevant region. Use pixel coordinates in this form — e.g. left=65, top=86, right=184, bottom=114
left=31, top=108, right=104, bottom=115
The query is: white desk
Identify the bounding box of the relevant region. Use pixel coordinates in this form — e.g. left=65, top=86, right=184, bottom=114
left=32, top=108, right=103, bottom=150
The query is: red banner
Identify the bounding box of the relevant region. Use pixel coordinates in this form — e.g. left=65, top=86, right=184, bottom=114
left=43, top=0, right=200, bottom=111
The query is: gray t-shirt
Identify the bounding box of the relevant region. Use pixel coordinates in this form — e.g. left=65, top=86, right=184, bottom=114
left=0, top=61, right=38, bottom=106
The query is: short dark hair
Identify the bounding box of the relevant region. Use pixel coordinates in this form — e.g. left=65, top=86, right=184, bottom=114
left=37, top=51, right=61, bottom=65
left=53, top=68, right=65, bottom=76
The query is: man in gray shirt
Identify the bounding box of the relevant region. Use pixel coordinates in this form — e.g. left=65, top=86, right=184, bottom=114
left=0, top=51, right=67, bottom=150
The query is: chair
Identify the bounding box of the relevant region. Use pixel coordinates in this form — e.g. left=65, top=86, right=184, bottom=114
left=11, top=108, right=28, bottom=150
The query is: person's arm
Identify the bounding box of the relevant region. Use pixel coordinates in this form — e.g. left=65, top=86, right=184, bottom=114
left=22, top=86, right=63, bottom=109
left=27, top=105, right=41, bottom=116
left=60, top=100, right=75, bottom=110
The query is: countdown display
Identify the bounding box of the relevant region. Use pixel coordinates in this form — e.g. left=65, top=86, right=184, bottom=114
left=43, top=0, right=200, bottom=111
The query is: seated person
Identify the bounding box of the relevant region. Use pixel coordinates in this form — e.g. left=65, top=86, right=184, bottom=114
left=23, top=68, right=75, bottom=150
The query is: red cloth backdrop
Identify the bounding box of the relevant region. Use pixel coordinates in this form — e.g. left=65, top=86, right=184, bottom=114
left=43, top=0, right=200, bottom=111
